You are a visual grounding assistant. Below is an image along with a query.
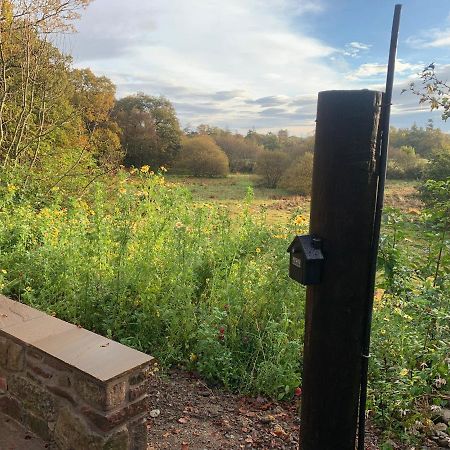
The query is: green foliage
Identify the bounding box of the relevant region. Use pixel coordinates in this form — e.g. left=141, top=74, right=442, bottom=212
left=0, top=171, right=304, bottom=398
left=175, top=136, right=229, bottom=177
left=372, top=206, right=449, bottom=442
left=390, top=123, right=450, bottom=159
left=387, top=146, right=427, bottom=180
left=113, top=93, right=182, bottom=168
left=279, top=152, right=314, bottom=195
left=425, top=148, right=450, bottom=182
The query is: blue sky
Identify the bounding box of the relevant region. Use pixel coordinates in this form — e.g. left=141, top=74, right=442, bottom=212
left=66, top=0, right=450, bottom=135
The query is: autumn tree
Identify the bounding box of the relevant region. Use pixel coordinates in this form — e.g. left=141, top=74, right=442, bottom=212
left=214, top=133, right=263, bottom=172
left=0, top=0, right=93, bottom=192
left=70, top=68, right=122, bottom=168
left=255, top=150, right=289, bottom=188
left=279, top=152, right=314, bottom=195
left=113, top=93, right=181, bottom=168
left=407, top=64, right=450, bottom=122
left=174, top=135, right=229, bottom=177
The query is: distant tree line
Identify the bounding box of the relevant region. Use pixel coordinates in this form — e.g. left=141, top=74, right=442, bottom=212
left=1, top=1, right=449, bottom=199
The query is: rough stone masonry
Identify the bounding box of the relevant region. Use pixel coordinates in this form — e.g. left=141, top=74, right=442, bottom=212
left=0, top=294, right=153, bottom=450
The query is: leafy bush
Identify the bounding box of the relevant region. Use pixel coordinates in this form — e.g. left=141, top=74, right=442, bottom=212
left=387, top=146, right=427, bottom=180
left=255, top=150, right=289, bottom=188
left=214, top=134, right=263, bottom=173
left=0, top=171, right=303, bottom=398
left=279, top=152, right=314, bottom=195
left=175, top=136, right=229, bottom=177
left=424, top=148, right=450, bottom=182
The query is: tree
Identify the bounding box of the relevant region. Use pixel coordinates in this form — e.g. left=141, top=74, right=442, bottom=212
left=425, top=148, right=450, bottom=182
left=174, top=136, right=229, bottom=177
left=0, top=0, right=94, bottom=187
left=70, top=68, right=122, bottom=168
left=406, top=64, right=450, bottom=121
left=389, top=124, right=449, bottom=159
left=279, top=152, right=314, bottom=195
left=113, top=93, right=181, bottom=168
left=214, top=133, right=263, bottom=173
left=387, top=145, right=427, bottom=179
left=255, top=150, right=289, bottom=188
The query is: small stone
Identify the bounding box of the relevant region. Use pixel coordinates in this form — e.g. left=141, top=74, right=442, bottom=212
left=435, top=422, right=448, bottom=432
left=149, top=409, right=160, bottom=418
left=442, top=409, right=450, bottom=425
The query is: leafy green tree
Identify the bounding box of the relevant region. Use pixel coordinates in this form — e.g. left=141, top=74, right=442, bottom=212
left=255, top=150, right=289, bottom=188
left=174, top=136, right=229, bottom=177
left=389, top=124, right=449, bottom=159
left=113, top=93, right=181, bottom=168
left=425, top=148, right=450, bottom=182
left=387, top=146, right=427, bottom=179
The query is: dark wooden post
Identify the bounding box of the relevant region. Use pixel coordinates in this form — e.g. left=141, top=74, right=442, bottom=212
left=300, top=90, right=383, bottom=450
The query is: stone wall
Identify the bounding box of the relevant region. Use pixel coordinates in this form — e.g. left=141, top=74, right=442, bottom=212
left=0, top=295, right=153, bottom=450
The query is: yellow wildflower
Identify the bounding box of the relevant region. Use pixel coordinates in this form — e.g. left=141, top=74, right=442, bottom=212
left=400, top=368, right=408, bottom=377
left=189, top=353, right=198, bottom=362
left=294, top=215, right=307, bottom=225
left=256, top=247, right=261, bottom=253
left=140, top=165, right=150, bottom=173
left=160, top=166, right=167, bottom=172
left=1, top=269, right=6, bottom=274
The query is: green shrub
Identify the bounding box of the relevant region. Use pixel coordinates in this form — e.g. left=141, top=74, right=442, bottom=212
left=175, top=136, right=229, bottom=177
left=255, top=150, right=289, bottom=188
left=279, top=152, right=314, bottom=195
left=0, top=170, right=303, bottom=398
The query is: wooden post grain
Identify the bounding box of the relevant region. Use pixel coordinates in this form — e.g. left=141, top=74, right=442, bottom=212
left=300, top=90, right=383, bottom=450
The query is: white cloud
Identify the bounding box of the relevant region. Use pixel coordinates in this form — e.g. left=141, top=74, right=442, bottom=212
left=346, top=59, right=422, bottom=81
left=406, top=27, right=450, bottom=48
left=342, top=41, right=371, bottom=58
left=65, top=0, right=348, bottom=133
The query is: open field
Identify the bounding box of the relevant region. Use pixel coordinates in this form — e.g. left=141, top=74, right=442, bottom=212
left=168, top=174, right=422, bottom=225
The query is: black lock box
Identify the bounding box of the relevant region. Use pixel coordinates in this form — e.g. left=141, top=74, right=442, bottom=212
left=287, top=235, right=324, bottom=285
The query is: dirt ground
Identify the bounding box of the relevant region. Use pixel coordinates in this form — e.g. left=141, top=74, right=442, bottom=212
left=146, top=369, right=383, bottom=450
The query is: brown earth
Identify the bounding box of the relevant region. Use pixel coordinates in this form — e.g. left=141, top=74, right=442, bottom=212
left=146, top=369, right=383, bottom=450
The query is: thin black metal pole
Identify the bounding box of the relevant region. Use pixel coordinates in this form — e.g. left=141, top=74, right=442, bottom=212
left=357, top=5, right=402, bottom=449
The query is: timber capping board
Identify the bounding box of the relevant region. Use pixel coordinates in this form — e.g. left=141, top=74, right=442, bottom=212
left=0, top=294, right=153, bottom=383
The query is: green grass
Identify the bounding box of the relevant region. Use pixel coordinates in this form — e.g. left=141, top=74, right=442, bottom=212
left=168, top=174, right=420, bottom=225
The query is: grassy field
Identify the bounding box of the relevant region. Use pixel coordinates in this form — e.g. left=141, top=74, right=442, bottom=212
left=168, top=174, right=422, bottom=225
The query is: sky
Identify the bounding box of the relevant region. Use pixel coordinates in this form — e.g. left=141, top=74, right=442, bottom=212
left=63, top=0, right=450, bottom=136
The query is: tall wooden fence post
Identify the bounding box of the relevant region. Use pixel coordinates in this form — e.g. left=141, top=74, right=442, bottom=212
left=300, top=90, right=383, bottom=450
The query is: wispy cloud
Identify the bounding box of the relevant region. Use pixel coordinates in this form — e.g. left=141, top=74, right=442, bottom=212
left=406, top=28, right=450, bottom=49
left=66, top=0, right=345, bottom=133
left=343, top=41, right=371, bottom=58
left=346, top=60, right=422, bottom=81
left=64, top=0, right=450, bottom=134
